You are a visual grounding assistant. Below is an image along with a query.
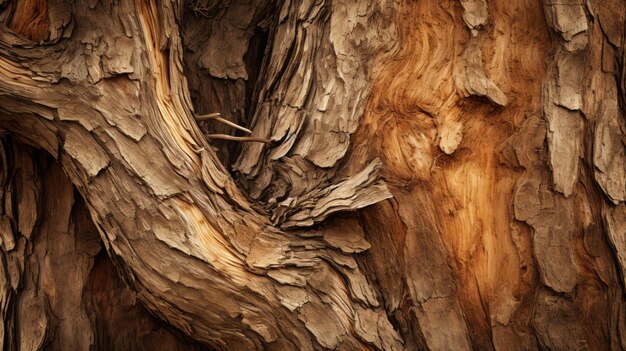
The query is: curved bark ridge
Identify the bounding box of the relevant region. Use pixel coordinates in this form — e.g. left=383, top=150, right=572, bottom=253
left=0, top=1, right=402, bottom=350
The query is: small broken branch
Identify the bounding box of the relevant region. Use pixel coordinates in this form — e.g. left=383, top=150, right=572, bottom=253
left=195, top=112, right=221, bottom=121
left=195, top=113, right=253, bottom=134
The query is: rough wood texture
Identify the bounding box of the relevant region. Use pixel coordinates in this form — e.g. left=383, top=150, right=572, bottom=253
left=0, top=139, right=208, bottom=350
left=0, top=0, right=625, bottom=350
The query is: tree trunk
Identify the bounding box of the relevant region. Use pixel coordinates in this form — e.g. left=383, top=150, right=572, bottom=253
left=0, top=0, right=625, bottom=350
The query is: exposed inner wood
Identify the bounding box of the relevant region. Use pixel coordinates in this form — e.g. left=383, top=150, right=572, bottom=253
left=7, top=0, right=49, bottom=41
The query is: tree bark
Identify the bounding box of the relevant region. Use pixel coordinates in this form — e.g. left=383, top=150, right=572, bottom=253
left=0, top=0, right=625, bottom=350
left=0, top=138, right=208, bottom=350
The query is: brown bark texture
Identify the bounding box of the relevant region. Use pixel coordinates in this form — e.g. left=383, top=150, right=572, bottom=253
left=0, top=0, right=625, bottom=350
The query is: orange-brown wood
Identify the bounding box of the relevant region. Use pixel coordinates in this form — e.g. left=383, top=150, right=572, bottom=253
left=9, top=0, right=49, bottom=41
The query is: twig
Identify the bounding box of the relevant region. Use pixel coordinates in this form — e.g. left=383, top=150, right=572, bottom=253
left=195, top=113, right=253, bottom=134
left=195, top=112, right=221, bottom=121
left=213, top=116, right=253, bottom=134
left=205, top=134, right=272, bottom=144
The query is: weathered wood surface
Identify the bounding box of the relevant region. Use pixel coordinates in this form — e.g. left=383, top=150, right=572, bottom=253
left=0, top=139, right=209, bottom=350
left=0, top=0, right=625, bottom=350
